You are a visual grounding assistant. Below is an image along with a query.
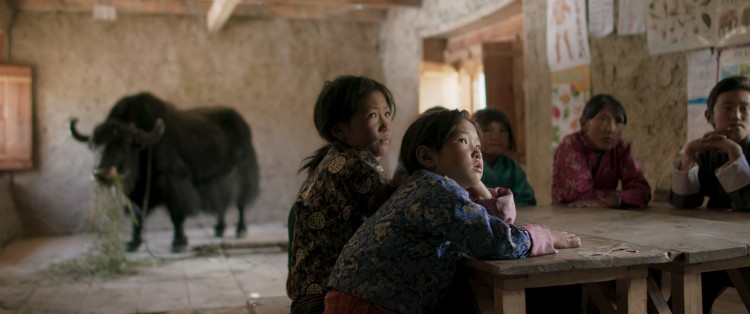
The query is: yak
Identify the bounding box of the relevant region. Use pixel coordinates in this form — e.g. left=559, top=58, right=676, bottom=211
left=70, top=92, right=260, bottom=252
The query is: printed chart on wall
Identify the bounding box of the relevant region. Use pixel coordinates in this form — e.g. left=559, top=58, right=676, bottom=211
left=686, top=49, right=718, bottom=143
left=647, top=0, right=750, bottom=55
left=547, top=0, right=591, bottom=72
left=719, top=45, right=750, bottom=78
left=551, top=65, right=591, bottom=148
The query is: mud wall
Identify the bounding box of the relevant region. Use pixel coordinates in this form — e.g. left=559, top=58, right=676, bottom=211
left=9, top=12, right=383, bottom=235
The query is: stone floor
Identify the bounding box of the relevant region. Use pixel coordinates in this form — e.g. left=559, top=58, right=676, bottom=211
left=0, top=223, right=290, bottom=314
left=0, top=221, right=747, bottom=314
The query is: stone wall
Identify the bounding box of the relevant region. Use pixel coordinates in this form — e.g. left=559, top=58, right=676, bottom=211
left=9, top=12, right=383, bottom=235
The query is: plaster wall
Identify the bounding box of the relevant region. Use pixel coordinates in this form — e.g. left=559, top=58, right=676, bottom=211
left=379, top=0, right=519, bottom=176
left=9, top=12, right=383, bottom=235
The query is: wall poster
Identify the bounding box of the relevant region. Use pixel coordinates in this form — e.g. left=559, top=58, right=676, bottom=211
left=547, top=0, right=591, bottom=72
left=551, top=65, right=591, bottom=149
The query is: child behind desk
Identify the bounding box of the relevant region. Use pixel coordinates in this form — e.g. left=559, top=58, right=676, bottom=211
left=324, top=109, right=581, bottom=313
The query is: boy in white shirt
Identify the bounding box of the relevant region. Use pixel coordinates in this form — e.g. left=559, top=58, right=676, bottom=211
left=671, top=75, right=750, bottom=210
left=670, top=75, right=750, bottom=313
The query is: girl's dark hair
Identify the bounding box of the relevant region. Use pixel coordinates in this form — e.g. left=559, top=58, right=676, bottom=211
left=472, top=107, right=517, bottom=152
left=300, top=75, right=396, bottom=174
left=707, top=75, right=750, bottom=113
left=581, top=94, right=627, bottom=125
left=399, top=109, right=480, bottom=175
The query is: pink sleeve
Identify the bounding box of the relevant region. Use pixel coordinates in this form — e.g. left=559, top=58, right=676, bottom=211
left=521, top=223, right=558, bottom=256
left=475, top=187, right=516, bottom=223
left=618, top=143, right=652, bottom=208
left=552, top=135, right=601, bottom=204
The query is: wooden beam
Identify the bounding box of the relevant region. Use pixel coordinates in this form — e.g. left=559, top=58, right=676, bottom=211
left=12, top=0, right=396, bottom=22
left=260, top=0, right=421, bottom=8
left=207, top=0, right=239, bottom=32
left=266, top=4, right=385, bottom=22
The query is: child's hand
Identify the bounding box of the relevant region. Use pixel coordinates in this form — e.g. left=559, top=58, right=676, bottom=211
left=550, top=230, right=581, bottom=249
left=466, top=182, right=492, bottom=199
left=683, top=129, right=744, bottom=169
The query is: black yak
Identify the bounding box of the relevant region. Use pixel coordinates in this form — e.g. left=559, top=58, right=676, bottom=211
left=70, top=92, right=260, bottom=252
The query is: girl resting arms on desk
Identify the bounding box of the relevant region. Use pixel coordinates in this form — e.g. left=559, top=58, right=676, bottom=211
left=324, top=109, right=581, bottom=314
left=552, top=94, right=652, bottom=208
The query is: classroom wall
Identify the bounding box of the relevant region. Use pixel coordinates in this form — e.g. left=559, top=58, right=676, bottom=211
left=381, top=0, right=685, bottom=205
left=8, top=12, right=383, bottom=235
left=523, top=1, right=686, bottom=204
left=378, top=0, right=518, bottom=178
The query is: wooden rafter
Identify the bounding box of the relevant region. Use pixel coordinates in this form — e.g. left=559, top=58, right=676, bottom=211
left=10, top=0, right=420, bottom=26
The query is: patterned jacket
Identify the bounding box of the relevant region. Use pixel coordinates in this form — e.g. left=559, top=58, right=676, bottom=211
left=328, top=169, right=555, bottom=313
left=287, top=146, right=389, bottom=299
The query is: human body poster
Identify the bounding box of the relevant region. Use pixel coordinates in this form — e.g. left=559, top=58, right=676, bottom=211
left=547, top=0, right=591, bottom=72
left=551, top=65, right=591, bottom=148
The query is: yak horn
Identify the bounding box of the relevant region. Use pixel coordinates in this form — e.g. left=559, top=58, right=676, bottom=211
left=137, top=118, right=165, bottom=146
left=69, top=118, right=90, bottom=142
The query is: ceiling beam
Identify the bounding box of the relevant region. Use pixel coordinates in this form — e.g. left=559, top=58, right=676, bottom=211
left=10, top=0, right=416, bottom=22
left=207, top=0, right=239, bottom=32
left=251, top=0, right=421, bottom=8
left=265, top=4, right=385, bottom=22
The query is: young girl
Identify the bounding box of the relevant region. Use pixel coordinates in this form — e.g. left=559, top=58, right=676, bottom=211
left=552, top=94, right=652, bottom=208
left=473, top=107, right=537, bottom=206
left=286, top=75, right=397, bottom=313
left=324, top=109, right=580, bottom=314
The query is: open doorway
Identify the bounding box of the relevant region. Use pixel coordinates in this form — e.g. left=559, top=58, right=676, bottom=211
left=418, top=2, right=525, bottom=163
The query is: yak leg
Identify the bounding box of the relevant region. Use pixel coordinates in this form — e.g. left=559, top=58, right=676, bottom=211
left=169, top=210, right=188, bottom=253
left=164, top=177, right=201, bottom=253
left=214, top=213, right=226, bottom=238
left=236, top=205, right=247, bottom=238
left=126, top=204, right=144, bottom=252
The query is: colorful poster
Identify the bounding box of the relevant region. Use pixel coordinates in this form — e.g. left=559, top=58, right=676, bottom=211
left=618, top=0, right=647, bottom=35
left=686, top=49, right=718, bottom=142
left=647, top=0, right=714, bottom=55
left=589, top=0, right=614, bottom=38
left=719, top=45, right=750, bottom=78
left=547, top=0, right=591, bottom=72
left=551, top=65, right=591, bottom=148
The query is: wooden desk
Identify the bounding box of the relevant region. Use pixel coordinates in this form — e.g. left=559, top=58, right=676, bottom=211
left=644, top=202, right=750, bottom=314
left=465, top=210, right=671, bottom=314
left=464, top=205, right=750, bottom=314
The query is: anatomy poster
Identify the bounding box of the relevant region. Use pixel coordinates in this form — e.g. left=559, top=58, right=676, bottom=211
left=618, top=0, right=647, bottom=35
left=547, top=0, right=591, bottom=72
left=551, top=65, right=591, bottom=148
left=686, top=49, right=718, bottom=142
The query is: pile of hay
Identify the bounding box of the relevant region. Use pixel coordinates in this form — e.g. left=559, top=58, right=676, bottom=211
left=49, top=178, right=155, bottom=278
